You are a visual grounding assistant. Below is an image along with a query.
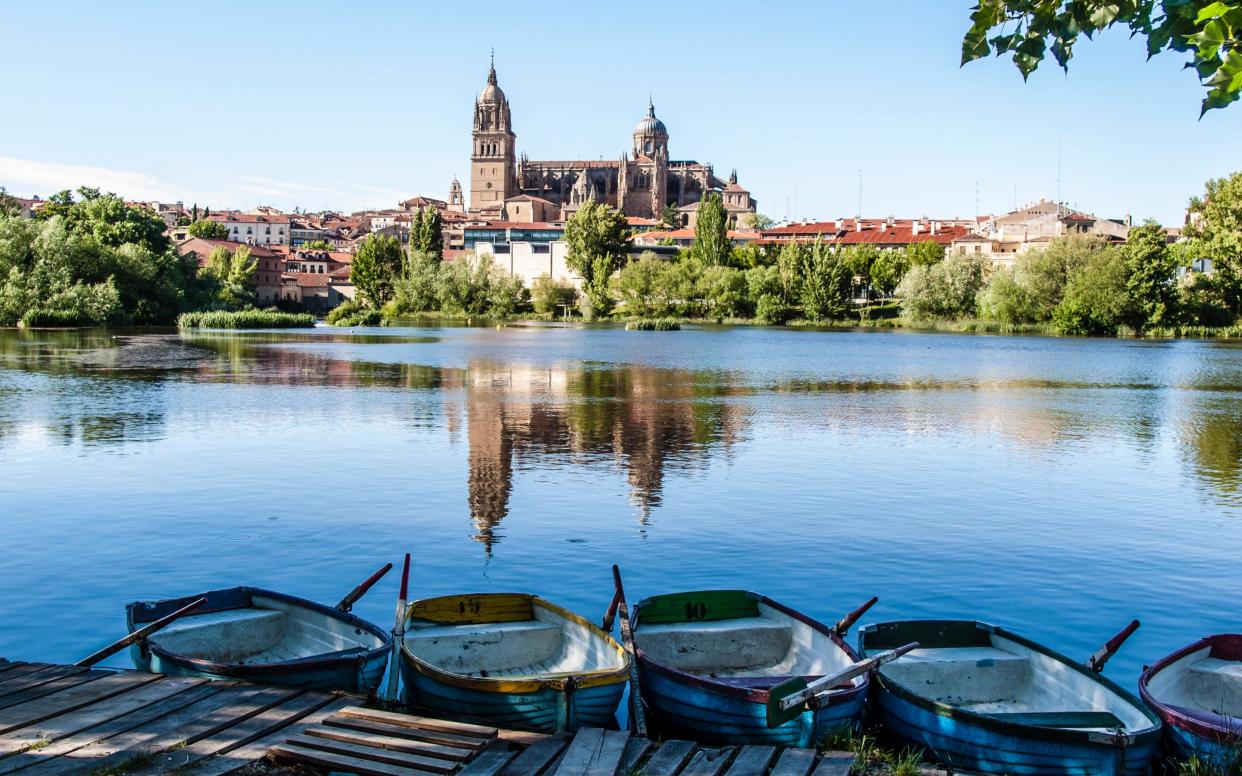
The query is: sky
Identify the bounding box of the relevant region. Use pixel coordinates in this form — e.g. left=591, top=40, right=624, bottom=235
left=1, top=1, right=1239, bottom=225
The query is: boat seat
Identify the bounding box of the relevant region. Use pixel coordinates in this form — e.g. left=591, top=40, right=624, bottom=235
left=149, top=608, right=287, bottom=662
left=406, top=620, right=562, bottom=674
left=985, top=711, right=1126, bottom=729
left=883, top=646, right=1032, bottom=705
left=1180, top=658, right=1242, bottom=716
left=637, top=617, right=793, bottom=672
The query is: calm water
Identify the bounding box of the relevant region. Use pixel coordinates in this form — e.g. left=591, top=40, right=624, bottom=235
left=1, top=324, right=1240, bottom=690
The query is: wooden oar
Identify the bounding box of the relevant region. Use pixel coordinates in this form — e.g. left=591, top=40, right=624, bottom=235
left=1088, top=619, right=1140, bottom=673
left=833, top=596, right=878, bottom=636
left=766, top=641, right=919, bottom=728
left=76, top=597, right=207, bottom=667
left=383, top=553, right=411, bottom=703
left=336, top=562, right=394, bottom=613
left=611, top=564, right=647, bottom=738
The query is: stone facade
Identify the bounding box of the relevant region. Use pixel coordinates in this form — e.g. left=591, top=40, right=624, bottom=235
left=468, top=60, right=756, bottom=223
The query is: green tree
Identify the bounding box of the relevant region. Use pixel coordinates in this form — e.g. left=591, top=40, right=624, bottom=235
left=1123, top=222, right=1179, bottom=330
left=530, top=274, right=577, bottom=315
left=188, top=220, right=230, bottom=240
left=870, top=249, right=910, bottom=295
left=742, top=212, right=775, bottom=231
left=746, top=264, right=793, bottom=324
left=614, top=253, right=669, bottom=317
left=693, top=192, right=731, bottom=267
left=564, top=201, right=631, bottom=319
left=898, top=252, right=988, bottom=320
left=352, top=233, right=404, bottom=308
left=699, top=264, right=751, bottom=320
left=0, top=188, right=19, bottom=218
left=1184, top=170, right=1242, bottom=312
left=659, top=204, right=681, bottom=229
left=301, top=239, right=332, bottom=250
left=202, top=245, right=258, bottom=308
left=388, top=249, right=441, bottom=314
left=409, top=207, right=444, bottom=259
left=798, top=239, right=854, bottom=321
left=977, top=266, right=1039, bottom=323
left=962, top=1, right=1242, bottom=113
left=1052, top=247, right=1133, bottom=335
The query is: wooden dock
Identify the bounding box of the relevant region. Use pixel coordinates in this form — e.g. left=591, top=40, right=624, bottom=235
left=0, top=658, right=867, bottom=776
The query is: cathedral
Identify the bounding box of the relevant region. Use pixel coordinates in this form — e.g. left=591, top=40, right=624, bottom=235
left=468, top=57, right=757, bottom=225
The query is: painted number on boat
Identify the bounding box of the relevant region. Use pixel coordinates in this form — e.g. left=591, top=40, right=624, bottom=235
left=459, top=598, right=484, bottom=616
left=684, top=601, right=708, bottom=620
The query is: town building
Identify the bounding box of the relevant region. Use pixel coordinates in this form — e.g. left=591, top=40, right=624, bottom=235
left=205, top=212, right=290, bottom=246
left=758, top=217, right=974, bottom=250
left=948, top=199, right=1132, bottom=265
left=177, top=237, right=284, bottom=304
left=467, top=57, right=757, bottom=224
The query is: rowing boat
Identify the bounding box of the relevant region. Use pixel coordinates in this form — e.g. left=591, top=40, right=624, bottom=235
left=126, top=586, right=391, bottom=692
left=399, top=593, right=629, bottom=732
left=860, top=620, right=1162, bottom=776
left=1140, top=634, right=1242, bottom=768
left=630, top=590, right=869, bottom=747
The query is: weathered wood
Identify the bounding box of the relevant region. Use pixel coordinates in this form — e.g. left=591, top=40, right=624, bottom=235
left=0, top=676, right=206, bottom=756
left=270, top=742, right=438, bottom=776
left=498, top=731, right=570, bottom=776
left=133, top=691, right=334, bottom=773
left=0, top=681, right=224, bottom=775
left=586, top=730, right=630, bottom=776
left=283, top=732, right=458, bottom=774
left=724, top=746, right=777, bottom=776
left=768, top=748, right=818, bottom=776
left=498, top=728, right=554, bottom=746
left=0, top=663, right=31, bottom=678
left=0, top=665, right=57, bottom=687
left=610, top=566, right=647, bottom=738
left=680, top=747, right=736, bottom=776
left=339, top=706, right=499, bottom=739
left=811, top=751, right=856, bottom=776
left=457, top=740, right=518, bottom=776
left=304, top=724, right=476, bottom=761
left=327, top=714, right=492, bottom=749
left=640, top=739, right=698, bottom=776
left=0, top=672, right=158, bottom=735
left=182, top=698, right=356, bottom=776
left=0, top=668, right=89, bottom=704
left=19, top=685, right=300, bottom=776
left=553, top=727, right=605, bottom=776
left=618, top=737, right=654, bottom=774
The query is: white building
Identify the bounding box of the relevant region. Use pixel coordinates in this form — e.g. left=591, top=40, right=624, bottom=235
left=208, top=213, right=290, bottom=246
left=474, top=241, right=580, bottom=289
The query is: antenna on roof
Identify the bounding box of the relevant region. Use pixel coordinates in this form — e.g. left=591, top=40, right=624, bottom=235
left=857, top=169, right=863, bottom=219
left=1056, top=135, right=1062, bottom=212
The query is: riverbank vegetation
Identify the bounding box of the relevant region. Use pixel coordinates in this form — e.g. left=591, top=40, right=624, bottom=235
left=0, top=186, right=307, bottom=329
left=177, top=310, right=315, bottom=329
left=333, top=170, right=1242, bottom=339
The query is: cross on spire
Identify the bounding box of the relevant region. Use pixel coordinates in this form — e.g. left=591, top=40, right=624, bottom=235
left=487, top=48, right=497, bottom=84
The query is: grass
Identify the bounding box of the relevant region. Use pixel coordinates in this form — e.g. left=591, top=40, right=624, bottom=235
left=1176, top=749, right=1242, bottom=776
left=625, top=318, right=682, bottom=331
left=18, top=309, right=96, bottom=328
left=89, top=749, right=158, bottom=776
left=176, top=310, right=315, bottom=329
left=823, top=730, right=926, bottom=776
left=20, top=737, right=52, bottom=753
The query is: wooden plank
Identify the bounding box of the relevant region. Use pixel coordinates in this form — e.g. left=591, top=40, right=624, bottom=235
left=457, top=740, right=518, bottom=776
left=304, top=724, right=476, bottom=762
left=811, top=752, right=856, bottom=776
left=0, top=668, right=88, bottom=704
left=178, top=698, right=356, bottom=776
left=724, top=746, right=778, bottom=776
left=132, top=691, right=334, bottom=773
left=327, top=714, right=492, bottom=749
left=0, top=665, right=55, bottom=686
left=769, top=748, right=817, bottom=776
left=553, top=727, right=605, bottom=776
left=0, top=671, right=109, bottom=714
left=586, top=730, right=630, bottom=776
left=270, top=742, right=440, bottom=776
left=681, top=748, right=736, bottom=776
left=618, top=737, right=653, bottom=774
left=0, top=663, right=24, bottom=677
left=0, top=676, right=206, bottom=756
left=338, top=706, right=499, bottom=738
left=0, top=681, right=223, bottom=775
left=498, top=732, right=570, bottom=776
left=17, top=684, right=301, bottom=776
left=0, top=672, right=159, bottom=735
left=641, top=739, right=697, bottom=776
left=498, top=728, right=553, bottom=746
left=283, top=732, right=458, bottom=773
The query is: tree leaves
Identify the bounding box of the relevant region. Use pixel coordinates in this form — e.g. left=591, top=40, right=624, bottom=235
left=961, top=0, right=1242, bottom=113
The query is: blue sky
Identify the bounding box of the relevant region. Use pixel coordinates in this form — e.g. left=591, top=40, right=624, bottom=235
left=1, top=1, right=1238, bottom=224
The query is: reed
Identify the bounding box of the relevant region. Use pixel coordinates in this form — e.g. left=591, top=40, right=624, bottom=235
left=625, top=318, right=682, bottom=331
left=176, top=310, right=315, bottom=329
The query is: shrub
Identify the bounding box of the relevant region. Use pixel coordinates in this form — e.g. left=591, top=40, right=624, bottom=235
left=625, top=318, right=681, bottom=330
left=1052, top=247, right=1132, bottom=335
left=325, top=300, right=361, bottom=325
left=977, top=267, right=1039, bottom=323
left=389, top=251, right=440, bottom=314
left=326, top=301, right=381, bottom=326
left=898, top=253, right=987, bottom=320
left=530, top=274, right=576, bottom=315
left=177, top=310, right=315, bottom=328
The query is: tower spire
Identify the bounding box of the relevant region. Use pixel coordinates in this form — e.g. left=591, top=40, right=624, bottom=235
left=647, top=93, right=655, bottom=116
left=488, top=49, right=496, bottom=84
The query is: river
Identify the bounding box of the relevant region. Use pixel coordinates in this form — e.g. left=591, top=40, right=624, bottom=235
left=1, top=324, right=1239, bottom=689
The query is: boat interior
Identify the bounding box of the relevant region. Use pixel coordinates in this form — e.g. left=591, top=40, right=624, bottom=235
left=878, top=635, right=1153, bottom=731
left=1146, top=645, right=1242, bottom=720
left=149, top=594, right=384, bottom=665
left=405, top=598, right=626, bottom=680
left=635, top=601, right=858, bottom=685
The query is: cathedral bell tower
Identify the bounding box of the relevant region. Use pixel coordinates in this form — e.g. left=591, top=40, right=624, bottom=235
left=470, top=53, right=517, bottom=212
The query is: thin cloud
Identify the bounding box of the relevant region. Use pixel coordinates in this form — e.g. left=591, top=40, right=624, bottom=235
left=0, top=156, right=184, bottom=201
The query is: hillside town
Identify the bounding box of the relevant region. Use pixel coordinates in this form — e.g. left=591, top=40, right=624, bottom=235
left=0, top=60, right=1184, bottom=316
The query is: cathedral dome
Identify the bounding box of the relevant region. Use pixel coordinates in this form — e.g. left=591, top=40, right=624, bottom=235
left=478, top=56, right=505, bottom=104
left=634, top=100, right=667, bottom=137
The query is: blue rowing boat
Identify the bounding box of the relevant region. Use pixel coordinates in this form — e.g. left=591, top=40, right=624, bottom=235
left=859, top=620, right=1162, bottom=776
left=630, top=590, right=869, bottom=747
left=1140, top=634, right=1242, bottom=769
left=127, top=586, right=391, bottom=693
